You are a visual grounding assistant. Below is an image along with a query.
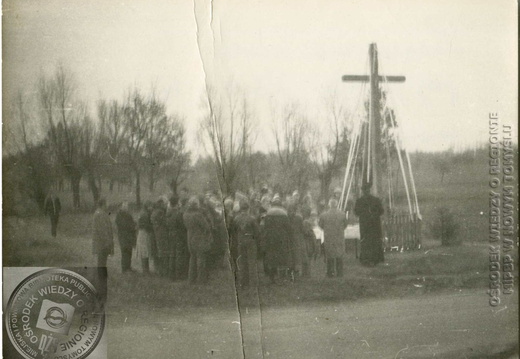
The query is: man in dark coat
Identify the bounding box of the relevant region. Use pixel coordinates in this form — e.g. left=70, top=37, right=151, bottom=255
left=92, top=199, right=114, bottom=268
left=115, top=201, right=136, bottom=273
left=287, top=204, right=306, bottom=278
left=137, top=201, right=154, bottom=274
left=204, top=198, right=227, bottom=271
left=174, top=197, right=190, bottom=279
left=183, top=197, right=213, bottom=284
left=354, top=182, right=384, bottom=266
left=301, top=207, right=316, bottom=277
left=319, top=199, right=348, bottom=277
left=224, top=198, right=237, bottom=271
left=151, top=199, right=171, bottom=277
left=166, top=195, right=185, bottom=280
left=231, top=200, right=260, bottom=287
left=44, top=192, right=61, bottom=238
left=260, top=196, right=292, bottom=283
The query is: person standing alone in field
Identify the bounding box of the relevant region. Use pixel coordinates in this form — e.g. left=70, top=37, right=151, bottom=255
left=231, top=200, right=260, bottom=287
left=44, top=191, right=61, bottom=238
left=115, top=202, right=137, bottom=273
left=183, top=197, right=213, bottom=284
left=354, top=182, right=384, bottom=266
left=92, top=198, right=114, bottom=267
left=319, top=199, right=347, bottom=277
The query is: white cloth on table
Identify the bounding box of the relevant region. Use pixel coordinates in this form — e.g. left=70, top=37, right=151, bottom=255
left=313, top=226, right=324, bottom=244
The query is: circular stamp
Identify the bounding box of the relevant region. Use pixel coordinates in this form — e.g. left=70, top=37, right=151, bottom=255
left=5, top=268, right=105, bottom=359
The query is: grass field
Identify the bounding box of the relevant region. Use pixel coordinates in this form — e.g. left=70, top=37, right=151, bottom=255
left=3, top=212, right=509, bottom=310
left=4, top=212, right=517, bottom=358
left=4, top=147, right=517, bottom=307
left=3, top=149, right=518, bottom=357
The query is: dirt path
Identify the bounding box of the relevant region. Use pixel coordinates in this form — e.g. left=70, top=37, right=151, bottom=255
left=108, top=289, right=518, bottom=358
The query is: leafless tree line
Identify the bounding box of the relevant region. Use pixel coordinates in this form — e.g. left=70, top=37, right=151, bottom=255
left=5, top=64, right=190, bottom=210
left=5, top=65, right=399, bottom=214
left=199, top=86, right=352, bottom=202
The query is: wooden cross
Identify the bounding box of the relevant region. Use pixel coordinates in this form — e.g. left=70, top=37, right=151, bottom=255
left=342, top=43, right=405, bottom=197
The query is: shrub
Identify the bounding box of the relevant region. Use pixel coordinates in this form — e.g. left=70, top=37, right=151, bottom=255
left=431, top=207, right=461, bottom=246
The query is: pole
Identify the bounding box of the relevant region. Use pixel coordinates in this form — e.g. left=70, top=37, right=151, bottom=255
left=369, top=43, right=382, bottom=196
left=343, top=43, right=405, bottom=196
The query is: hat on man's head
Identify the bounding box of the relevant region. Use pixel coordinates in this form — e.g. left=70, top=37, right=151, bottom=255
left=169, top=195, right=179, bottom=207
left=239, top=199, right=250, bottom=211
left=187, top=196, right=200, bottom=209
left=224, top=197, right=234, bottom=208
left=271, top=194, right=282, bottom=206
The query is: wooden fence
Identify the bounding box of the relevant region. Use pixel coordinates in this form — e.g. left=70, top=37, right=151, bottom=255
left=382, top=212, right=422, bottom=251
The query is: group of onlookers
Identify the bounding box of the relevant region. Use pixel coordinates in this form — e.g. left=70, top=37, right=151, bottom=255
left=89, top=181, right=384, bottom=287
left=92, top=192, right=229, bottom=284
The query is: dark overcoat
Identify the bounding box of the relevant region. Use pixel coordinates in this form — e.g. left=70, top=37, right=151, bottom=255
left=44, top=196, right=61, bottom=217
left=183, top=208, right=213, bottom=253
left=167, top=206, right=187, bottom=246
left=115, top=209, right=137, bottom=249
left=302, top=218, right=317, bottom=257
left=288, top=213, right=305, bottom=268
left=151, top=207, right=171, bottom=257
left=231, top=212, right=260, bottom=246
left=260, top=207, right=292, bottom=270
left=354, top=194, right=384, bottom=264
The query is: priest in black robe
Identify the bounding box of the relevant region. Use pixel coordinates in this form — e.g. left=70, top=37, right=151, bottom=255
left=354, top=182, right=384, bottom=266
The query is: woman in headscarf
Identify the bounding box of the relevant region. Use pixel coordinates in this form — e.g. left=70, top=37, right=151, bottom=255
left=136, top=201, right=154, bottom=274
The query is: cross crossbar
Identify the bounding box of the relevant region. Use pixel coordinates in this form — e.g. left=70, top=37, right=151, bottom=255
left=340, top=43, right=405, bottom=198
left=342, top=75, right=406, bottom=82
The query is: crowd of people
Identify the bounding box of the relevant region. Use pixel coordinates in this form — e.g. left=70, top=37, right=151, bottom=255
left=88, top=182, right=385, bottom=287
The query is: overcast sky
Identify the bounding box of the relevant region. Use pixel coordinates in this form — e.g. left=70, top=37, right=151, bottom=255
left=3, top=0, right=517, bottom=155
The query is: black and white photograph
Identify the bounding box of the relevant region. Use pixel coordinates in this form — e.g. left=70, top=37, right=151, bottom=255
left=2, top=0, right=518, bottom=358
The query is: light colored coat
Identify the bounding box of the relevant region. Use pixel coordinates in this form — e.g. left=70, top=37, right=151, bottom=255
left=319, top=208, right=347, bottom=258
left=183, top=208, right=213, bottom=253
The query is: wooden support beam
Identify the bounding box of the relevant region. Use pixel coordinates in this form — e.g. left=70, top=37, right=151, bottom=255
left=342, top=75, right=406, bottom=82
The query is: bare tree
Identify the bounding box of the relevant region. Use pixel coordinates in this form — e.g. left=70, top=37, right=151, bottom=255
left=37, top=65, right=83, bottom=208
left=271, top=102, right=312, bottom=194
left=98, top=99, right=126, bottom=191
left=3, top=90, right=43, bottom=155
left=310, top=95, right=351, bottom=201
left=164, top=120, right=191, bottom=195
left=79, top=108, right=105, bottom=204
left=200, top=86, right=254, bottom=196
left=144, top=92, right=171, bottom=192
left=4, top=90, right=51, bottom=209
left=121, top=87, right=150, bottom=207
left=13, top=91, right=32, bottom=152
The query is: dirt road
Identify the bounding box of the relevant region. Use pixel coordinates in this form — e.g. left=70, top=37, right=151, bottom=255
left=109, top=289, right=518, bottom=358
